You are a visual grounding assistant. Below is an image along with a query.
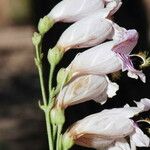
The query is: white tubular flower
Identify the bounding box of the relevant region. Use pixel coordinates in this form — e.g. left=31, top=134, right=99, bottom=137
left=64, top=98, right=150, bottom=149
left=67, top=29, right=146, bottom=82
left=55, top=75, right=119, bottom=109
left=48, top=0, right=122, bottom=23
left=54, top=13, right=118, bottom=52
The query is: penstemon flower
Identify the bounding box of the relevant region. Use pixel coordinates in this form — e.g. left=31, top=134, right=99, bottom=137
left=55, top=75, right=119, bottom=109
left=48, top=0, right=122, bottom=24
left=63, top=98, right=150, bottom=150
left=52, top=13, right=123, bottom=52
left=66, top=29, right=146, bottom=82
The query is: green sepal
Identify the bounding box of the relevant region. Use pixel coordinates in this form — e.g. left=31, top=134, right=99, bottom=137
left=48, top=47, right=64, bottom=66
left=62, top=133, right=74, bottom=150
left=51, top=107, right=65, bottom=125
left=32, top=32, right=42, bottom=46
left=38, top=16, right=54, bottom=35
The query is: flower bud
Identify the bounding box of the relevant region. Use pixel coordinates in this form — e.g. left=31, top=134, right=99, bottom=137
left=57, top=68, right=67, bottom=84
left=50, top=107, right=65, bottom=125
left=67, top=29, right=146, bottom=82
left=32, top=32, right=42, bottom=46
left=38, top=16, right=54, bottom=35
left=47, top=47, right=64, bottom=66
left=57, top=68, right=73, bottom=85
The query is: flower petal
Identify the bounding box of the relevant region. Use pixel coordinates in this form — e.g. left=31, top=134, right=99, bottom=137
left=93, top=89, right=108, bottom=104
left=134, top=98, right=150, bottom=112
left=105, top=0, right=122, bottom=17
left=130, top=126, right=150, bottom=147
left=48, top=0, right=122, bottom=23
left=112, top=29, right=138, bottom=55
left=106, top=76, right=119, bottom=98
left=127, top=70, right=146, bottom=83
left=48, top=0, right=105, bottom=22
left=75, top=134, right=114, bottom=149
left=117, top=54, right=146, bottom=83
left=56, top=15, right=114, bottom=51
left=69, top=41, right=122, bottom=75
left=106, top=138, right=131, bottom=150
left=56, top=75, right=108, bottom=108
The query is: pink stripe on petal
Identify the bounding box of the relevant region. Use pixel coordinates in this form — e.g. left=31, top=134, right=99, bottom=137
left=112, top=29, right=138, bottom=55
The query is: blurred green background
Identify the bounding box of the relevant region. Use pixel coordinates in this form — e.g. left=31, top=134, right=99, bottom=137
left=0, top=0, right=45, bottom=150
left=0, top=0, right=149, bottom=150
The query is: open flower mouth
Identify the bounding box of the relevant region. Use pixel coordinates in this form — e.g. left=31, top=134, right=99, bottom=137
left=130, top=55, right=144, bottom=70
left=117, top=53, right=146, bottom=82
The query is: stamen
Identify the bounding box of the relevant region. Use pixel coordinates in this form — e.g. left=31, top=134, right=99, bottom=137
left=130, top=51, right=150, bottom=69
left=137, top=118, right=150, bottom=124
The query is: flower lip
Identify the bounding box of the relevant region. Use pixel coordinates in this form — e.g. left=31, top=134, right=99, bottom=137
left=111, top=29, right=146, bottom=82
left=117, top=53, right=146, bottom=82
left=112, top=29, right=139, bottom=55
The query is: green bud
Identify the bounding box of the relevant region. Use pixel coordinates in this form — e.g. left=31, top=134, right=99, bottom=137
left=62, top=133, right=74, bottom=150
left=38, top=16, right=54, bottom=35
left=32, top=32, right=42, bottom=46
left=51, top=107, right=65, bottom=125
left=55, top=68, right=73, bottom=95
left=57, top=68, right=73, bottom=84
left=57, top=68, right=67, bottom=84
left=48, top=47, right=64, bottom=66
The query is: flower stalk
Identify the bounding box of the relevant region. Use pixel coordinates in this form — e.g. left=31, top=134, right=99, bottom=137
left=32, top=32, right=54, bottom=150
left=32, top=0, right=150, bottom=150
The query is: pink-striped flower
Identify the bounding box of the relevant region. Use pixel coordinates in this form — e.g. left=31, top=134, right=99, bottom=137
left=67, top=29, right=146, bottom=82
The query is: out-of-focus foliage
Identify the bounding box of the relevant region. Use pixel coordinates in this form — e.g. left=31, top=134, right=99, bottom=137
left=0, top=0, right=31, bottom=26
left=10, top=0, right=31, bottom=23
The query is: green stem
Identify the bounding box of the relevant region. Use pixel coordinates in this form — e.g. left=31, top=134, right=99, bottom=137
left=49, top=64, right=55, bottom=99
left=45, top=110, right=54, bottom=150
left=35, top=45, right=47, bottom=106
left=35, top=43, right=54, bottom=150
left=56, top=125, right=63, bottom=150
left=52, top=124, right=57, bottom=140
left=38, top=67, right=47, bottom=105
